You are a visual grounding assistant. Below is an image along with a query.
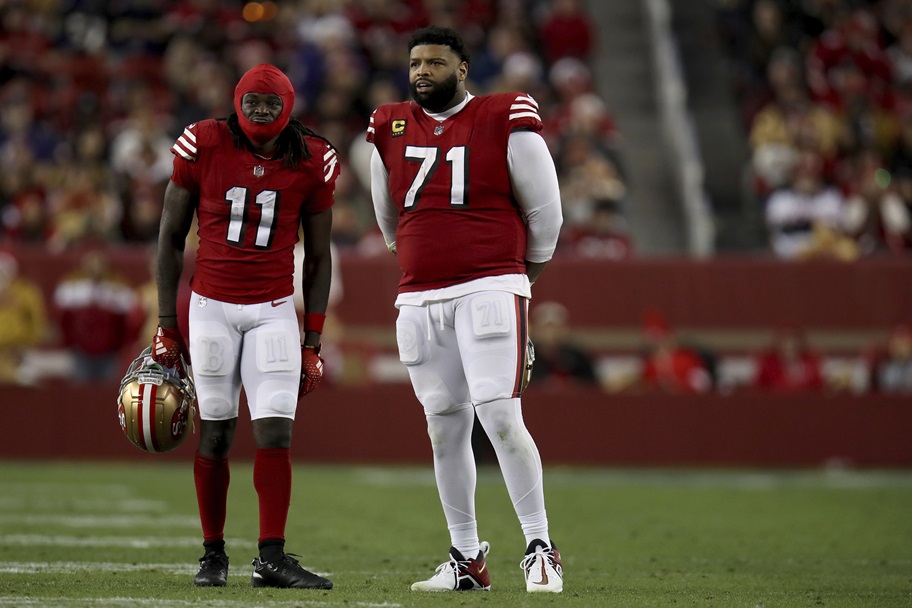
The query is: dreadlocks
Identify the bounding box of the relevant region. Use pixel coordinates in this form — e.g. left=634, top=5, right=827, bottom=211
left=225, top=114, right=334, bottom=169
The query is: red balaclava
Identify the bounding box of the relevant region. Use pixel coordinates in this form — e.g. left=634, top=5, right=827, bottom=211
left=233, top=63, right=295, bottom=145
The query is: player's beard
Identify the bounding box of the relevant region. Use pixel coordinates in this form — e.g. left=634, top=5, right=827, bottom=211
left=410, top=72, right=459, bottom=113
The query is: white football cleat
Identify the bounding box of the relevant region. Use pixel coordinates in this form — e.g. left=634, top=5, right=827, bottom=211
left=411, top=541, right=491, bottom=591
left=520, top=539, right=563, bottom=593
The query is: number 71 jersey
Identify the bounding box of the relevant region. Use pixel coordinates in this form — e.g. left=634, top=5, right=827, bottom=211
left=367, top=93, right=544, bottom=292
left=170, top=118, right=339, bottom=304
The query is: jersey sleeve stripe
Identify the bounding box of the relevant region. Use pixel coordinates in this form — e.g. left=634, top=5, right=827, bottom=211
left=509, top=111, right=542, bottom=121
left=173, top=131, right=198, bottom=161
left=324, top=149, right=338, bottom=182
left=177, top=134, right=197, bottom=152
left=510, top=102, right=540, bottom=114
left=514, top=94, right=539, bottom=108
left=171, top=142, right=196, bottom=161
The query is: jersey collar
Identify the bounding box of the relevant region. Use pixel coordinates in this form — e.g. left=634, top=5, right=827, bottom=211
left=422, top=92, right=474, bottom=121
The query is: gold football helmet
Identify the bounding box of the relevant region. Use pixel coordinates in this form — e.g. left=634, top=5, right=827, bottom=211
left=117, top=345, right=196, bottom=453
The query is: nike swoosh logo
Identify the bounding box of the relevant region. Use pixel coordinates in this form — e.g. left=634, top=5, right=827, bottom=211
left=271, top=300, right=286, bottom=307
left=535, top=560, right=549, bottom=586
left=477, top=562, right=486, bottom=573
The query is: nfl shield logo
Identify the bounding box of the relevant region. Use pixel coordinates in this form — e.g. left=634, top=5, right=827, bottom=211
left=254, top=165, right=265, bottom=177
left=434, top=125, right=445, bottom=136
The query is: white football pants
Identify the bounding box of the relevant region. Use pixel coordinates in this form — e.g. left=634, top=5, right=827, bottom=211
left=396, top=291, right=549, bottom=550
left=188, top=291, right=301, bottom=421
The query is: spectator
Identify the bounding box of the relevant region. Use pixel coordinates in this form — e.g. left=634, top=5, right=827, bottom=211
left=529, top=301, right=599, bottom=387
left=737, top=0, right=803, bottom=106
left=805, top=9, right=892, bottom=112
left=109, top=102, right=173, bottom=242
left=639, top=309, right=712, bottom=395
left=467, top=23, right=534, bottom=87
left=0, top=164, right=48, bottom=242
left=741, top=45, right=805, bottom=129
left=749, top=83, right=844, bottom=194
left=559, top=198, right=633, bottom=260
left=842, top=152, right=912, bottom=255
left=765, top=151, right=850, bottom=259
left=877, top=324, right=912, bottom=394
left=0, top=78, right=60, bottom=165
left=536, top=0, right=596, bottom=65
left=53, top=248, right=137, bottom=382
left=46, top=164, right=120, bottom=251
left=0, top=252, right=48, bottom=384
left=829, top=58, right=899, bottom=158
left=888, top=166, right=912, bottom=251
left=887, top=21, right=912, bottom=87
left=753, top=326, right=824, bottom=393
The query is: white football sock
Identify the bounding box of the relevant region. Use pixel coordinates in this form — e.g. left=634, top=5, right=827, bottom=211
left=426, top=406, right=479, bottom=557
left=475, top=398, right=550, bottom=547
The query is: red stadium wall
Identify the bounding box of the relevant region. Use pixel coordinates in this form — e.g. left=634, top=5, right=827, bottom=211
left=1, top=383, right=910, bottom=466
left=8, top=244, right=912, bottom=330
left=3, top=245, right=911, bottom=466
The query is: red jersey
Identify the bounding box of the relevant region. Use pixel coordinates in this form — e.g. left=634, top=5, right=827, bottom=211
left=170, top=119, right=339, bottom=304
left=368, top=93, right=542, bottom=292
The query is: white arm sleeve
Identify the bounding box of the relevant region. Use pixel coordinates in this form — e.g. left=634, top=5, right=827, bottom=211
left=370, top=146, right=399, bottom=251
left=508, top=130, right=563, bottom=263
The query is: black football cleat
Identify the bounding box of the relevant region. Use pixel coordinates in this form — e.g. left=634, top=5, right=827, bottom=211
left=250, top=553, right=333, bottom=589
left=194, top=549, right=229, bottom=587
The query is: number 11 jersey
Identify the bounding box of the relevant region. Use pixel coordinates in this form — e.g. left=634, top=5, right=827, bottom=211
left=170, top=119, right=339, bottom=304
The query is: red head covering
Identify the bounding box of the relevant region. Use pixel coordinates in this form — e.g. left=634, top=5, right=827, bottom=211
left=233, top=63, right=295, bottom=145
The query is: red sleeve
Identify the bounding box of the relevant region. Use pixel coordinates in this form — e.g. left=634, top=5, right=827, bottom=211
left=169, top=122, right=203, bottom=193
left=366, top=108, right=380, bottom=144
left=170, top=153, right=199, bottom=193
left=305, top=138, right=340, bottom=213
left=501, top=92, right=544, bottom=135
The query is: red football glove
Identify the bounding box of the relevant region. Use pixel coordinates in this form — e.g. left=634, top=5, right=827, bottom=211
left=151, top=325, right=190, bottom=376
left=300, top=344, right=324, bottom=398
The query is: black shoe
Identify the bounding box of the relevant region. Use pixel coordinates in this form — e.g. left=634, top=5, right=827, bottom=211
left=251, top=553, right=333, bottom=589
left=194, top=550, right=229, bottom=587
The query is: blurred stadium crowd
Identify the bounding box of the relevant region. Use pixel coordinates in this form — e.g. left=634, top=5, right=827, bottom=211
left=0, top=0, right=632, bottom=258
left=0, top=0, right=909, bottom=395
left=718, top=0, right=912, bottom=259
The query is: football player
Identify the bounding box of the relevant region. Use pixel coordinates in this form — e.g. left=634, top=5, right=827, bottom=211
left=367, top=26, right=564, bottom=593
left=154, top=63, right=338, bottom=590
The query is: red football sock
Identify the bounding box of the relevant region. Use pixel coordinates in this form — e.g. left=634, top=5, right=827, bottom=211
left=194, top=452, right=230, bottom=543
left=253, top=448, right=292, bottom=543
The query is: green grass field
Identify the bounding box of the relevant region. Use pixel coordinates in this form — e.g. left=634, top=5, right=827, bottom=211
left=0, top=461, right=909, bottom=607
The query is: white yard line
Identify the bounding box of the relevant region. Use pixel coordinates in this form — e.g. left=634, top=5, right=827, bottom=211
left=0, top=561, right=332, bottom=576
left=0, top=498, right=171, bottom=512
left=0, top=535, right=256, bottom=549
left=0, top=562, right=198, bottom=575
left=0, top=515, right=199, bottom=528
